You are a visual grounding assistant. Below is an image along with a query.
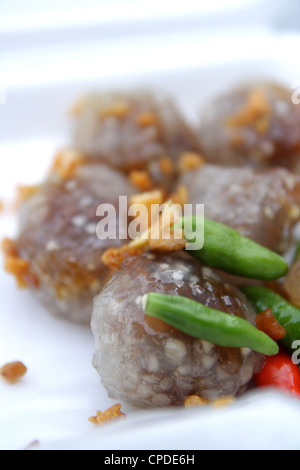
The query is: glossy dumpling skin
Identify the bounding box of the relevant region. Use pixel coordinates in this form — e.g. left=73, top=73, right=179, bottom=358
left=91, top=252, right=264, bottom=408
left=15, top=164, right=136, bottom=324
left=198, top=82, right=300, bottom=172
left=71, top=90, right=199, bottom=185
left=179, top=164, right=300, bottom=254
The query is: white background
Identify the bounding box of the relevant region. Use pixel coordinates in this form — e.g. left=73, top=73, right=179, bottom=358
left=1, top=0, right=300, bottom=451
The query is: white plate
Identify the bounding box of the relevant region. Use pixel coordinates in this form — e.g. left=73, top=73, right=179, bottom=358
left=1, top=29, right=300, bottom=451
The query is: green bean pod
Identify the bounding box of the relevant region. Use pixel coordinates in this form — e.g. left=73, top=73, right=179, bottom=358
left=175, top=216, right=289, bottom=281
left=242, top=285, right=300, bottom=352
left=142, top=293, right=279, bottom=356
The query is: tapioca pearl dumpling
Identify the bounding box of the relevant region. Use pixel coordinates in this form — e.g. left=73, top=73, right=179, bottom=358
left=198, top=82, right=300, bottom=172
left=71, top=90, right=200, bottom=187
left=91, top=252, right=264, bottom=408
left=179, top=164, right=300, bottom=254
left=12, top=163, right=137, bottom=324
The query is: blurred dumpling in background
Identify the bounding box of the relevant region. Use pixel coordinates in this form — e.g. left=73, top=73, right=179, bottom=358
left=178, top=164, right=300, bottom=255
left=198, top=82, right=300, bottom=173
left=70, top=90, right=200, bottom=188
left=3, top=158, right=137, bottom=325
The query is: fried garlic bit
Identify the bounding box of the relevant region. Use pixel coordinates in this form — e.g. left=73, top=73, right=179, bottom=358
left=2, top=237, right=40, bottom=289
left=101, top=187, right=188, bottom=271
left=160, top=156, right=175, bottom=176
left=50, top=148, right=85, bottom=179
left=184, top=395, right=235, bottom=409
left=184, top=395, right=208, bottom=408
left=99, top=101, right=131, bottom=120
left=101, top=244, right=145, bottom=273
left=136, top=111, right=159, bottom=128
left=211, top=396, right=235, bottom=408
left=0, top=361, right=27, bottom=384
left=129, top=169, right=155, bottom=192
left=14, top=184, right=40, bottom=209
left=225, top=88, right=271, bottom=134
left=88, top=404, right=126, bottom=425
left=178, top=152, right=205, bottom=173
left=130, top=188, right=165, bottom=233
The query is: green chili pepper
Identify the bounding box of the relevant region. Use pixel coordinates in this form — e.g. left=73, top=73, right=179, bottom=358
left=142, top=293, right=279, bottom=356
left=293, top=239, right=300, bottom=263
left=242, top=285, right=300, bottom=352
left=174, top=216, right=288, bottom=281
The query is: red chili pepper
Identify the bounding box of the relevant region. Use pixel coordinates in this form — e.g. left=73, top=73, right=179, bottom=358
left=254, top=350, right=300, bottom=397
